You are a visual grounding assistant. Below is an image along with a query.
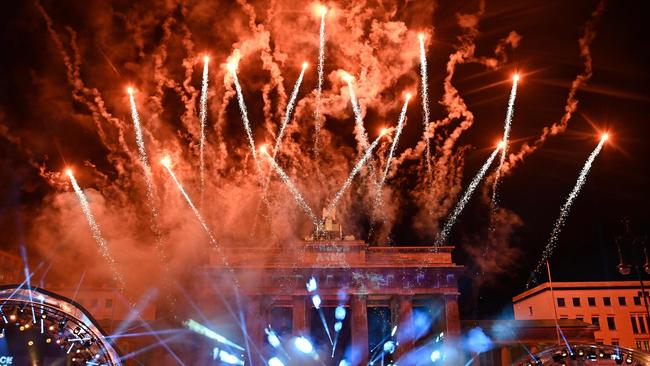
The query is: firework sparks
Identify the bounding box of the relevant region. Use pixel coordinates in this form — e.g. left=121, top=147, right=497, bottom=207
left=66, top=169, right=124, bottom=286
left=343, top=72, right=369, bottom=153
left=418, top=33, right=432, bottom=173
left=491, top=73, right=519, bottom=207
left=161, top=157, right=218, bottom=246
left=199, top=56, right=210, bottom=199
left=127, top=88, right=155, bottom=198
left=435, top=142, right=504, bottom=246
left=228, top=62, right=262, bottom=175
left=377, top=94, right=411, bottom=197
left=527, top=134, right=607, bottom=287
left=314, top=4, right=328, bottom=152
left=273, top=62, right=308, bottom=159
left=260, top=146, right=320, bottom=230
left=325, top=131, right=386, bottom=223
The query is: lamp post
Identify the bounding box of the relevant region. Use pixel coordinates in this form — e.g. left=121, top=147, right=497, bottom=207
left=616, top=219, right=650, bottom=319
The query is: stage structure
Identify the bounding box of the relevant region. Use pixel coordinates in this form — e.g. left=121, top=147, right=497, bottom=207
left=199, top=240, right=463, bottom=365
left=0, top=285, right=121, bottom=365
left=513, top=344, right=650, bottom=365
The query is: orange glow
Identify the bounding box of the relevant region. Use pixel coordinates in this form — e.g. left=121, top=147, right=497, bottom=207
left=340, top=71, right=353, bottom=83
left=317, top=5, right=328, bottom=16
left=227, top=61, right=238, bottom=73
left=160, top=156, right=172, bottom=168
left=497, top=140, right=506, bottom=149
left=302, top=61, right=309, bottom=70
left=418, top=33, right=425, bottom=41
left=126, top=86, right=134, bottom=95
left=65, top=168, right=73, bottom=177
left=203, top=55, right=210, bottom=63
left=380, top=127, right=388, bottom=136
left=601, top=133, right=609, bottom=141
left=259, top=144, right=268, bottom=154
left=513, top=73, right=520, bottom=82
left=405, top=92, right=413, bottom=101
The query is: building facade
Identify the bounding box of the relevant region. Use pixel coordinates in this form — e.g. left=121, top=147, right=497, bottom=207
left=200, top=240, right=463, bottom=365
left=513, top=281, right=650, bottom=350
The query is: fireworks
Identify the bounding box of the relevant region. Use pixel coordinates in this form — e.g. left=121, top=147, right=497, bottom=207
left=325, top=132, right=386, bottom=223
left=314, top=4, right=328, bottom=151
left=418, top=33, right=432, bottom=173
left=273, top=62, right=308, bottom=159
left=127, top=88, right=155, bottom=196
left=199, top=56, right=210, bottom=199
left=260, top=146, right=320, bottom=229
left=435, top=143, right=503, bottom=246
left=66, top=169, right=123, bottom=286
left=229, top=62, right=262, bottom=176
left=161, top=157, right=219, bottom=247
left=376, top=94, right=411, bottom=200
left=343, top=72, right=370, bottom=152
left=491, top=73, right=520, bottom=207
left=527, top=135, right=608, bottom=287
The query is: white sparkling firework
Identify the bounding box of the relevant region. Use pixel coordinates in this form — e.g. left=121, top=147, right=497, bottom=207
left=262, top=148, right=320, bottom=229
left=162, top=160, right=219, bottom=246
left=418, top=34, right=432, bottom=172
left=127, top=89, right=155, bottom=195
left=376, top=95, right=411, bottom=201
left=199, top=57, right=209, bottom=198
left=229, top=66, right=261, bottom=174
left=345, top=75, right=370, bottom=151
left=491, top=75, right=519, bottom=206
left=435, top=144, right=503, bottom=246
left=314, top=6, right=327, bottom=150
left=67, top=170, right=124, bottom=286
left=325, top=134, right=384, bottom=222
left=528, top=136, right=606, bottom=286
left=273, top=63, right=307, bottom=159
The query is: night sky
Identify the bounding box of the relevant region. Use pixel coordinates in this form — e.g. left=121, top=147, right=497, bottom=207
left=1, top=0, right=649, bottom=320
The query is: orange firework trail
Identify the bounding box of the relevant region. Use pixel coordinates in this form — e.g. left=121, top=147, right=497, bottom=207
left=314, top=5, right=327, bottom=152
left=418, top=33, right=432, bottom=174
left=261, top=147, right=320, bottom=229
left=435, top=142, right=504, bottom=246
left=273, top=62, right=308, bottom=159
left=199, top=56, right=210, bottom=199
left=527, top=134, right=607, bottom=287
left=66, top=169, right=124, bottom=287
left=491, top=74, right=519, bottom=207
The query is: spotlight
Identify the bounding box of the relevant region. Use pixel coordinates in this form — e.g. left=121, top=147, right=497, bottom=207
left=335, top=305, right=346, bottom=321
left=383, top=340, right=396, bottom=354
left=430, top=350, right=442, bottom=362
left=577, top=349, right=584, bottom=357
left=626, top=355, right=633, bottom=364
left=380, top=127, right=388, bottom=136
left=294, top=336, right=313, bottom=354
left=405, top=92, right=412, bottom=100
left=334, top=321, right=342, bottom=332
left=46, top=338, right=51, bottom=343
left=19, top=326, right=25, bottom=331
left=498, top=140, right=506, bottom=149
left=73, top=327, right=81, bottom=335
left=268, top=357, right=285, bottom=366
left=306, top=277, right=317, bottom=292
left=311, top=294, right=322, bottom=309
left=28, top=340, right=34, bottom=346
left=48, top=325, right=55, bottom=331
left=9, top=314, right=16, bottom=321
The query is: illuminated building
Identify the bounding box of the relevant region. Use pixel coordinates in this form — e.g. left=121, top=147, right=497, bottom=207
left=200, top=239, right=463, bottom=365
left=513, top=281, right=650, bottom=350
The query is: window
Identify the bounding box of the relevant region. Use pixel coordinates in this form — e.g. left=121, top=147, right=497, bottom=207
left=604, top=297, right=611, bottom=306
left=640, top=316, right=647, bottom=333
left=618, top=296, right=627, bottom=306
left=576, top=316, right=584, bottom=322
left=632, top=317, right=639, bottom=333
left=612, top=339, right=619, bottom=346
left=607, top=316, right=616, bottom=330
left=640, top=340, right=650, bottom=351
left=528, top=306, right=533, bottom=316
left=557, top=298, right=566, bottom=307
left=573, top=298, right=581, bottom=307
left=592, top=316, right=600, bottom=327
left=634, top=296, right=642, bottom=306
left=588, top=297, right=596, bottom=306
left=105, top=299, right=113, bottom=308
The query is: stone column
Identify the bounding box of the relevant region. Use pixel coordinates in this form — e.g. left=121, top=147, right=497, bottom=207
left=391, top=295, right=414, bottom=359
left=245, top=296, right=264, bottom=366
left=500, top=347, right=512, bottom=366
left=350, top=294, right=369, bottom=365
left=444, top=294, right=462, bottom=365
left=292, top=295, right=310, bottom=334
